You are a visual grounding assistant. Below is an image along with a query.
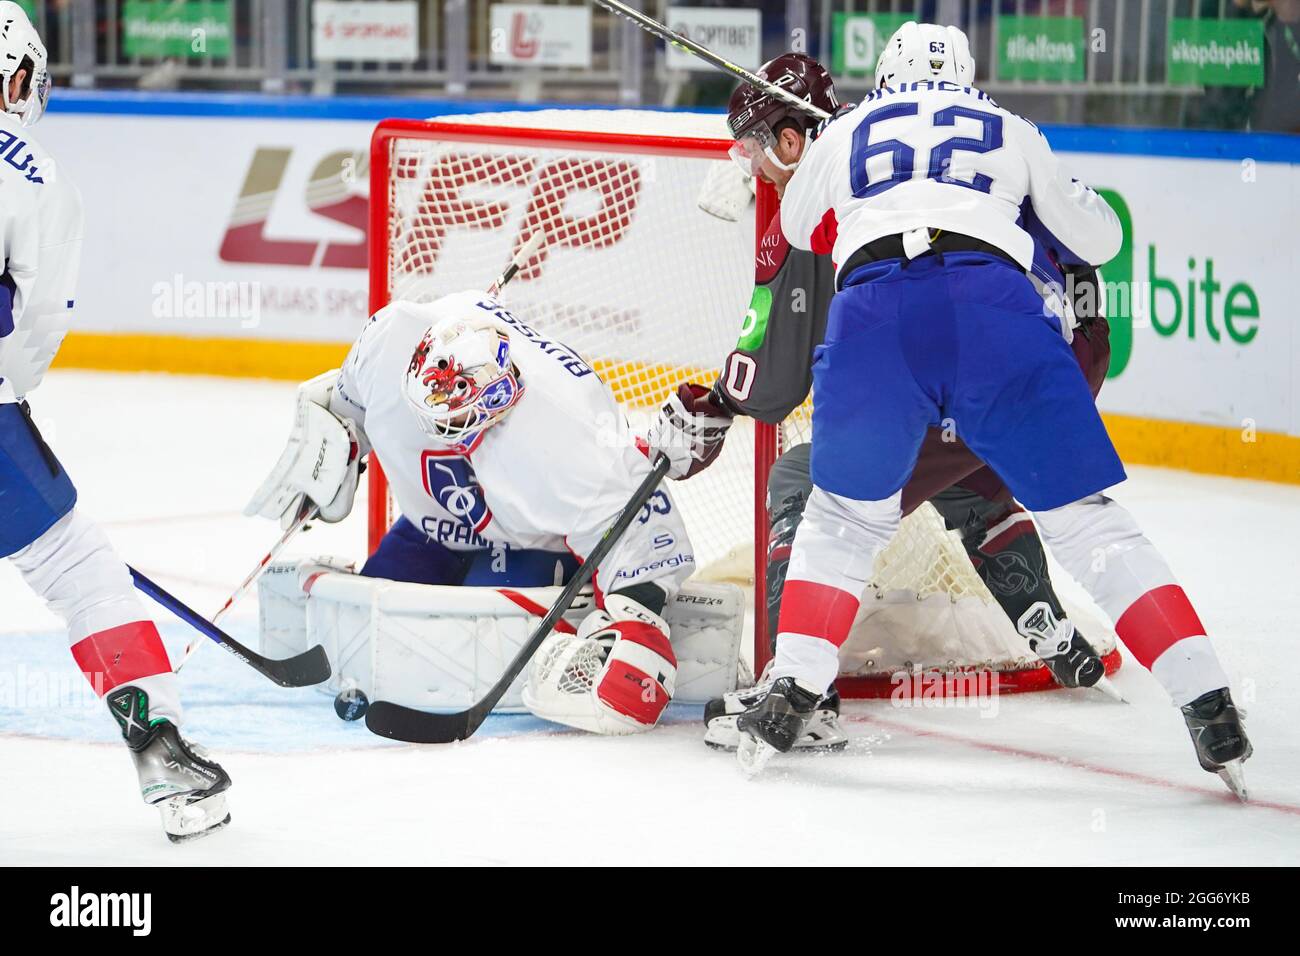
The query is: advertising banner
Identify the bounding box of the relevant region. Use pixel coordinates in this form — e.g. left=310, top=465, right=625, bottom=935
left=831, top=12, right=912, bottom=76
left=1167, top=18, right=1266, bottom=87
left=665, top=7, right=762, bottom=72
left=34, top=104, right=1300, bottom=452
left=312, top=2, right=420, bottom=63
left=122, top=1, right=233, bottom=60
left=996, top=16, right=1086, bottom=83
left=488, top=4, right=592, bottom=68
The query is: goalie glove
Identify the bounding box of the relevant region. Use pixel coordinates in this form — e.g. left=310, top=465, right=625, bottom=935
left=646, top=382, right=733, bottom=480
left=245, top=369, right=364, bottom=529
left=523, top=592, right=677, bottom=735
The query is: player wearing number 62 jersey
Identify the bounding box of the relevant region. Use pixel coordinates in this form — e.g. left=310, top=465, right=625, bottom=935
left=731, top=22, right=1252, bottom=794
left=248, top=290, right=695, bottom=736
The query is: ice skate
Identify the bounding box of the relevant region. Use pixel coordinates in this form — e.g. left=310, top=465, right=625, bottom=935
left=705, top=678, right=846, bottom=752
left=1180, top=688, right=1252, bottom=802
left=108, top=686, right=232, bottom=843
left=1017, top=602, right=1123, bottom=701
left=735, top=677, right=825, bottom=777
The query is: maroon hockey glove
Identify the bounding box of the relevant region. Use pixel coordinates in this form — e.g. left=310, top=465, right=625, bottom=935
left=647, top=382, right=734, bottom=479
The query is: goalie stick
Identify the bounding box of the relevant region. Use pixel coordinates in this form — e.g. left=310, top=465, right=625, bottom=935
left=364, top=453, right=673, bottom=743
left=130, top=567, right=331, bottom=687
left=592, top=0, right=831, bottom=122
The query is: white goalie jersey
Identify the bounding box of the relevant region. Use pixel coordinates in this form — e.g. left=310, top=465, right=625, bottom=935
left=333, top=291, right=696, bottom=599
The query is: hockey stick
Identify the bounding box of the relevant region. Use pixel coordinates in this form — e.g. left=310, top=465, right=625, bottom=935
left=130, top=567, right=331, bottom=687
left=364, top=452, right=673, bottom=743
left=174, top=498, right=319, bottom=672
left=592, top=0, right=830, bottom=122
left=489, top=231, right=545, bottom=296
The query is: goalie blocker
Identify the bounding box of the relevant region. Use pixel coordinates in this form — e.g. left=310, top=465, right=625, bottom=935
left=257, top=558, right=745, bottom=722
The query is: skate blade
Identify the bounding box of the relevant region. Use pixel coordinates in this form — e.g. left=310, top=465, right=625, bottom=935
left=706, top=713, right=847, bottom=753
left=736, top=734, right=779, bottom=778
left=166, top=813, right=231, bottom=844
left=160, top=792, right=231, bottom=843
left=1216, top=760, right=1249, bottom=803
left=1092, top=675, right=1127, bottom=703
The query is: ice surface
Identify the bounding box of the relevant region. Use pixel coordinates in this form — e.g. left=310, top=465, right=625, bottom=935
left=2, top=371, right=1298, bottom=865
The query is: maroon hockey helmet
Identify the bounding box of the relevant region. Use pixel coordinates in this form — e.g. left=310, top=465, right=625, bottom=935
left=726, top=52, right=838, bottom=175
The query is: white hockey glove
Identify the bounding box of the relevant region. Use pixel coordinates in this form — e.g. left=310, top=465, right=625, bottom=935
left=245, top=369, right=364, bottom=529
left=697, top=160, right=756, bottom=222
left=646, top=382, right=734, bottom=480
left=523, top=592, right=677, bottom=735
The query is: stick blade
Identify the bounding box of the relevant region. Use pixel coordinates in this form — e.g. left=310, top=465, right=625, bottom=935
left=256, top=643, right=332, bottom=688
left=365, top=700, right=482, bottom=744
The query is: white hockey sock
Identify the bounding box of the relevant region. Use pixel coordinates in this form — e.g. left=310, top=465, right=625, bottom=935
left=11, top=510, right=184, bottom=724
left=770, top=488, right=901, bottom=694
left=1034, top=494, right=1229, bottom=706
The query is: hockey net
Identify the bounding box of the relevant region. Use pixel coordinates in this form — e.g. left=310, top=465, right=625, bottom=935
left=367, top=110, right=1119, bottom=698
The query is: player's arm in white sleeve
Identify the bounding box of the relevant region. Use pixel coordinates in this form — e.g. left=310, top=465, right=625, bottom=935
left=777, top=127, right=840, bottom=254
left=1008, top=115, right=1122, bottom=266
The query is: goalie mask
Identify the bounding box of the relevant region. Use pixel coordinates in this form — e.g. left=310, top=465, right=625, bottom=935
left=874, top=21, right=975, bottom=89
left=0, top=2, right=49, bottom=126
left=403, top=317, right=523, bottom=446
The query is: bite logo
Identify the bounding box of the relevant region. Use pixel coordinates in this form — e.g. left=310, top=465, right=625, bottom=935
left=1096, top=188, right=1262, bottom=380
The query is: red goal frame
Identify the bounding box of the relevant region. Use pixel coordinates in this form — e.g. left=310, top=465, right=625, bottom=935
left=366, top=118, right=784, bottom=665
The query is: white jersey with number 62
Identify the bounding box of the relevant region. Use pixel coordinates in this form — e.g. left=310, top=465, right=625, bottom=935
left=780, top=81, right=1121, bottom=272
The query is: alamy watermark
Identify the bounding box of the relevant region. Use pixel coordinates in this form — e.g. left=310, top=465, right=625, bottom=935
left=151, top=274, right=261, bottom=329
left=890, top=668, right=1001, bottom=718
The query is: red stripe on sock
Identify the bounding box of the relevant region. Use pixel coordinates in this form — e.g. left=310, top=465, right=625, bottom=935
left=1114, top=585, right=1207, bottom=670
left=777, top=580, right=860, bottom=648
left=70, top=621, right=172, bottom=696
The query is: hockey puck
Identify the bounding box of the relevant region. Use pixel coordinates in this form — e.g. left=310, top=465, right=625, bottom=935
left=334, top=688, right=369, bottom=721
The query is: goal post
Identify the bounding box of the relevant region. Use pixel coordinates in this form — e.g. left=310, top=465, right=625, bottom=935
left=366, top=111, right=1121, bottom=699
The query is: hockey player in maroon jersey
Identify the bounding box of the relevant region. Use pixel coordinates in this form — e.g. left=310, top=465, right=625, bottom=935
left=650, top=52, right=1123, bottom=752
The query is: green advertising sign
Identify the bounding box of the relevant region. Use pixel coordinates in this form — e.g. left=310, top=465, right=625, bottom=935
left=996, top=16, right=1085, bottom=82
left=1167, top=18, right=1264, bottom=87
left=123, top=2, right=233, bottom=60
left=831, top=13, right=912, bottom=76
left=14, top=0, right=35, bottom=20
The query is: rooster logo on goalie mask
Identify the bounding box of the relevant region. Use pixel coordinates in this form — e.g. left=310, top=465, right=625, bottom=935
left=873, top=21, right=975, bottom=89
left=726, top=52, right=838, bottom=176
left=403, top=315, right=524, bottom=448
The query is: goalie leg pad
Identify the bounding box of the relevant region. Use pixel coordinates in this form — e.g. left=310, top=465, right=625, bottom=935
left=263, top=566, right=741, bottom=717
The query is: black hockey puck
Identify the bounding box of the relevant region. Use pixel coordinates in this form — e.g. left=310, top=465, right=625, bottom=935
left=334, top=688, right=369, bottom=721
